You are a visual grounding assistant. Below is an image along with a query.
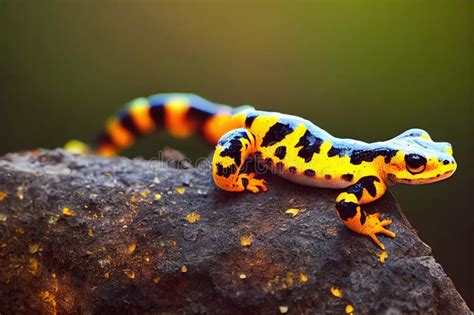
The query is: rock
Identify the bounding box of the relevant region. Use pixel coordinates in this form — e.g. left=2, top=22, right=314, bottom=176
left=0, top=149, right=470, bottom=314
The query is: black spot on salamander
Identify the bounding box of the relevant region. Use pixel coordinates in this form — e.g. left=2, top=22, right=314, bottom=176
left=119, top=112, right=141, bottom=136
left=245, top=114, right=258, bottom=128
left=341, top=174, right=354, bottom=182
left=304, top=169, right=316, bottom=177
left=350, top=149, right=397, bottom=165
left=218, top=129, right=250, bottom=145
left=240, top=130, right=251, bottom=142
left=336, top=200, right=357, bottom=221
left=325, top=174, right=332, bottom=180
left=186, top=106, right=215, bottom=135
left=295, top=129, right=324, bottom=162
left=328, top=146, right=346, bottom=157
left=149, top=104, right=165, bottom=127
left=361, top=176, right=381, bottom=198
left=96, top=132, right=114, bottom=147
left=220, top=135, right=245, bottom=166
left=261, top=122, right=294, bottom=147
left=265, top=158, right=273, bottom=165
left=289, top=166, right=297, bottom=174
left=241, top=177, right=249, bottom=189
left=274, top=146, right=287, bottom=159
left=347, top=183, right=364, bottom=200
left=346, top=176, right=381, bottom=200
left=187, top=105, right=214, bottom=121
left=215, top=163, right=237, bottom=178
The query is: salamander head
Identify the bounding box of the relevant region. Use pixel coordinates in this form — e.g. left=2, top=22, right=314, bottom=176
left=384, top=129, right=457, bottom=185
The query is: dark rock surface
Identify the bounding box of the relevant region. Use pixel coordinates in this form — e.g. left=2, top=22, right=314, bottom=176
left=0, top=149, right=470, bottom=314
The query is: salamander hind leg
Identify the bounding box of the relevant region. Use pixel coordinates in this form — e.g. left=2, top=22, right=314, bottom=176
left=335, top=176, right=396, bottom=250
left=212, top=128, right=267, bottom=193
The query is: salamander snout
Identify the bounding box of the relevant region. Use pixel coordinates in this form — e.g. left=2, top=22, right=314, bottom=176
left=386, top=134, right=457, bottom=184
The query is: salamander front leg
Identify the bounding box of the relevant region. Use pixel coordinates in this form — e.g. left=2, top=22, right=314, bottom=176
left=335, top=176, right=396, bottom=249
left=212, top=128, right=267, bottom=193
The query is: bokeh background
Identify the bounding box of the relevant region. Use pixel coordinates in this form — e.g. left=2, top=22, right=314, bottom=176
left=1, top=0, right=472, bottom=307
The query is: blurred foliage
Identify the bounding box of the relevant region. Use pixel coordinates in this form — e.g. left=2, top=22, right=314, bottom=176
left=0, top=0, right=472, bottom=306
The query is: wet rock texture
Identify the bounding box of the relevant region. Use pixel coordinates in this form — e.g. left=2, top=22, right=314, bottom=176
left=0, top=149, right=470, bottom=314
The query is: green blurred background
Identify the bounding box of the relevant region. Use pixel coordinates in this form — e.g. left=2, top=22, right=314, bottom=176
left=1, top=0, right=472, bottom=307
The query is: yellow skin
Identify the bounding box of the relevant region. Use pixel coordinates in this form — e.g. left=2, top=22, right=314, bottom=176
left=66, top=94, right=457, bottom=250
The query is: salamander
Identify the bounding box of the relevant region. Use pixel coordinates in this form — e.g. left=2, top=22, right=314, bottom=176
left=66, top=93, right=457, bottom=249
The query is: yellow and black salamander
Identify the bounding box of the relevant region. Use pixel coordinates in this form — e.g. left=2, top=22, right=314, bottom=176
left=66, top=93, right=457, bottom=249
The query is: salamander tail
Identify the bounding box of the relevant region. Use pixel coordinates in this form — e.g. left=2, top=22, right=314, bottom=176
left=65, top=93, right=253, bottom=156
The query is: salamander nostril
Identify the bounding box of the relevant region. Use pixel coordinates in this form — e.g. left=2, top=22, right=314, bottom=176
left=443, top=160, right=449, bottom=165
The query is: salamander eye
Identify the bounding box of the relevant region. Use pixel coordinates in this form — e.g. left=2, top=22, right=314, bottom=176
left=405, top=153, right=427, bottom=174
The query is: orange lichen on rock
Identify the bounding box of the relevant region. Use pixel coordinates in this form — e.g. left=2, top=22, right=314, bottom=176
left=285, top=208, right=301, bottom=217
left=186, top=212, right=201, bottom=223
left=87, top=228, right=94, bottom=237
left=0, top=191, right=7, bottom=201
left=175, top=187, right=186, bottom=195
left=239, top=235, right=252, bottom=246
left=299, top=273, right=309, bottom=283
left=39, top=290, right=57, bottom=314
left=181, top=265, right=188, bottom=273
left=130, top=195, right=140, bottom=203
left=127, top=243, right=136, bottom=254
left=62, top=207, right=76, bottom=216
left=153, top=276, right=160, bottom=284
left=285, top=272, right=294, bottom=287
left=28, top=243, right=40, bottom=254
left=330, top=286, right=343, bottom=298
left=16, top=187, right=25, bottom=200
left=124, top=270, right=135, bottom=279
left=379, top=250, right=389, bottom=263
left=28, top=257, right=40, bottom=276
left=345, top=304, right=354, bottom=314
